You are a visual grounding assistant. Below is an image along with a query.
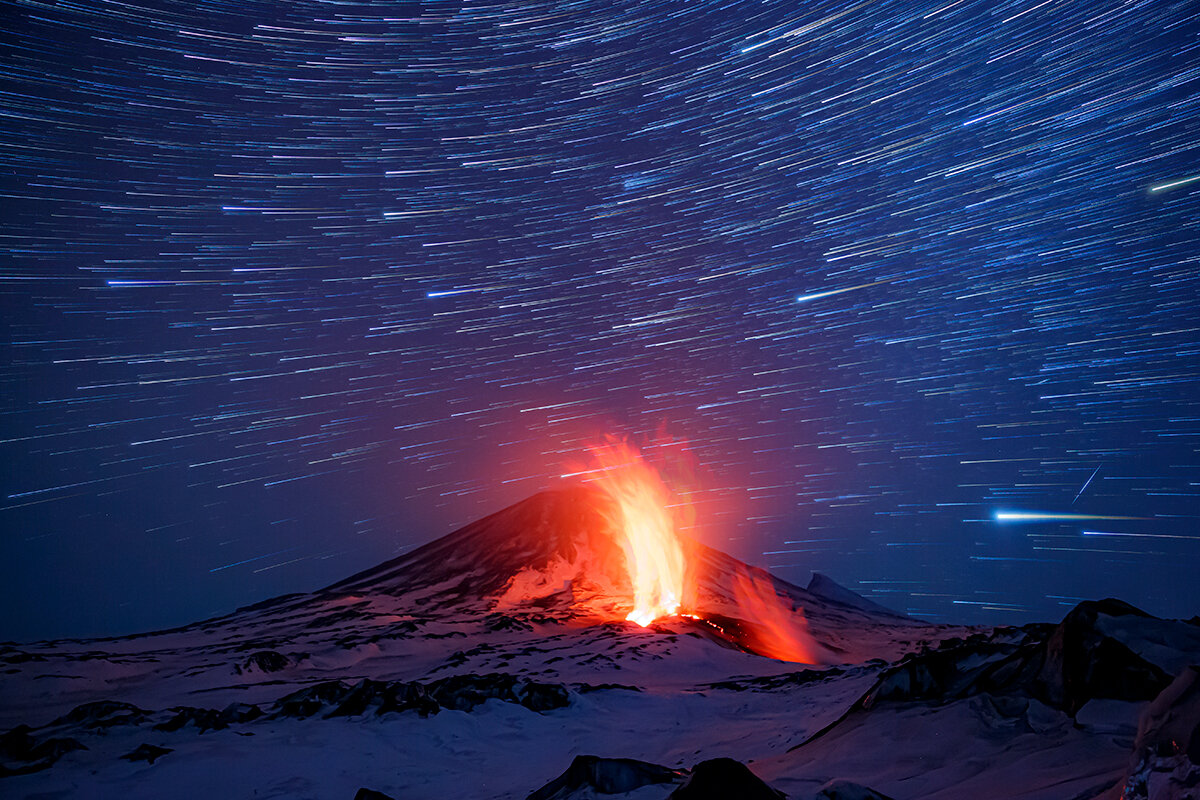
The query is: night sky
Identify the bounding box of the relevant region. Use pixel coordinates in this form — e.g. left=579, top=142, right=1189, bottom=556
left=3, top=0, right=1199, bottom=642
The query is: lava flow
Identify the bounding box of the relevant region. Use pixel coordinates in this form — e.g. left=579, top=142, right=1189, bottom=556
left=571, top=437, right=826, bottom=664
left=583, top=439, right=688, bottom=627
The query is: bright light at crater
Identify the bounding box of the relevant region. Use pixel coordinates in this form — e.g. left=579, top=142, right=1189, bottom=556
left=582, top=438, right=688, bottom=627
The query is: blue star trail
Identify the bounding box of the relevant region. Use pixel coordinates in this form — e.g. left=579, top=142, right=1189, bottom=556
left=2, top=0, right=1198, bottom=639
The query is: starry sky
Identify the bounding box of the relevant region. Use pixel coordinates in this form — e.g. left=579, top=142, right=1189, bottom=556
left=3, top=0, right=1199, bottom=642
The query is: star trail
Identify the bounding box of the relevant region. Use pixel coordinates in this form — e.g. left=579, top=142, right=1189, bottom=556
left=2, top=0, right=1198, bottom=640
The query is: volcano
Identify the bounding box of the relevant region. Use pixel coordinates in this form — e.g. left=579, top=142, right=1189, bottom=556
left=2, top=488, right=1198, bottom=799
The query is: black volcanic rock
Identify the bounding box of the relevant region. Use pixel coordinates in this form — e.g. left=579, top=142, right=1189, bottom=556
left=270, top=673, right=569, bottom=720
left=516, top=681, right=571, bottom=712
left=236, top=649, right=290, bottom=674
left=0, top=647, right=46, bottom=664
left=0, top=725, right=87, bottom=777
left=326, top=679, right=439, bottom=718
left=669, top=758, right=785, bottom=800
left=861, top=627, right=1039, bottom=709
left=527, top=755, right=685, bottom=800
left=861, top=600, right=1196, bottom=717
left=52, top=700, right=148, bottom=729
left=274, top=681, right=353, bottom=719
left=353, top=790, right=396, bottom=800
left=154, top=702, right=263, bottom=732
left=1119, top=665, right=1200, bottom=800
left=120, top=743, right=172, bottom=764
left=427, top=672, right=571, bottom=713
left=1031, top=599, right=1174, bottom=715
left=705, top=667, right=845, bottom=693
left=1140, top=666, right=1200, bottom=763
left=816, top=780, right=896, bottom=800
left=485, top=613, right=535, bottom=632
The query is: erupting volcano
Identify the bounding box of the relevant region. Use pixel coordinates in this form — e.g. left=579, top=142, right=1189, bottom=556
left=3, top=478, right=1198, bottom=800
left=579, top=439, right=686, bottom=627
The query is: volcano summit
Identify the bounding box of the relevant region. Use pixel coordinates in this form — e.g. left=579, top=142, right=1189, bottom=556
left=2, top=488, right=1198, bottom=799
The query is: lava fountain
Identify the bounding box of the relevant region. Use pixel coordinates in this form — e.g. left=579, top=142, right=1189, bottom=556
left=582, top=438, right=688, bottom=627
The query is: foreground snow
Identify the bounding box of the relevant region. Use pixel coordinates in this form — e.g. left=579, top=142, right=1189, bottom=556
left=2, top=489, right=1197, bottom=799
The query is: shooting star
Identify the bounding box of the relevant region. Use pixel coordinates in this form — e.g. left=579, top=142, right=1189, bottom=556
left=993, top=511, right=1148, bottom=522
left=1072, top=464, right=1101, bottom=505
left=1149, top=174, right=1200, bottom=193
left=795, top=278, right=894, bottom=304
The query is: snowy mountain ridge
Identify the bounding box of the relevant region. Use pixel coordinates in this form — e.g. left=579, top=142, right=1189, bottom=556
left=1, top=488, right=1197, bottom=799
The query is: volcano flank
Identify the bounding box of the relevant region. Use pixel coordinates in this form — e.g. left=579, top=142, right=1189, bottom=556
left=2, top=489, right=1198, bottom=799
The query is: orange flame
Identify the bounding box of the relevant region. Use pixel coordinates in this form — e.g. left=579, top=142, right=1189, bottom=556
left=583, top=438, right=688, bottom=627
left=731, top=569, right=826, bottom=664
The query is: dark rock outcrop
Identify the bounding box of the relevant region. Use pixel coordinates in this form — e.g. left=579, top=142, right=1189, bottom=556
left=1032, top=599, right=1172, bottom=715
left=1118, top=665, right=1200, bottom=800
left=861, top=628, right=1040, bottom=709
left=323, top=679, right=439, bottom=718
left=669, top=758, right=785, bottom=800
left=427, top=673, right=569, bottom=713
left=51, top=700, right=148, bottom=730
left=271, top=673, right=570, bottom=720
left=273, top=680, right=355, bottom=719
left=527, top=755, right=685, bottom=800
left=154, top=702, right=263, bottom=732
left=485, top=613, right=534, bottom=632
left=353, top=789, right=396, bottom=800
left=1, top=673, right=571, bottom=777
left=705, top=667, right=845, bottom=693
left=862, top=600, right=1189, bottom=716
left=816, top=779, right=895, bottom=800
left=235, top=650, right=291, bottom=674
left=120, top=743, right=172, bottom=764
left=0, top=725, right=87, bottom=776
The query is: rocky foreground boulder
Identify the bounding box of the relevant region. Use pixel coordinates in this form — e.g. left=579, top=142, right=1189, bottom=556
left=862, top=599, right=1194, bottom=717
left=1117, top=665, right=1200, bottom=800
left=526, top=755, right=785, bottom=800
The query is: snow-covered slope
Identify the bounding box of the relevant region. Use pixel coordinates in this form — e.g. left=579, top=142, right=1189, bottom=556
left=2, top=488, right=1197, bottom=800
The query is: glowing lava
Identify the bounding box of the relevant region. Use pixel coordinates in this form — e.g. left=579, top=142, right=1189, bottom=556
left=583, top=439, right=688, bottom=627
left=731, top=569, right=825, bottom=664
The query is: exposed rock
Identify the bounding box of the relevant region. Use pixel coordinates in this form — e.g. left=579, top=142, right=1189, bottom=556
left=52, top=700, right=148, bottom=730
left=270, top=673, right=570, bottom=720
left=0, top=725, right=87, bottom=777
left=353, top=789, right=396, bottom=800
left=573, top=683, right=642, bottom=694
left=527, top=755, right=684, bottom=800
left=324, top=679, right=439, bottom=718
left=235, top=650, right=291, bottom=674
left=1032, top=599, right=1174, bottom=715
left=485, top=613, right=534, bottom=632
left=120, top=743, right=172, bottom=764
left=427, top=672, right=570, bottom=713
left=861, top=628, right=1038, bottom=709
left=0, top=647, right=46, bottom=664
left=1119, top=666, right=1200, bottom=800
left=305, top=607, right=370, bottom=629
left=273, top=680, right=353, bottom=719
left=668, top=758, right=784, bottom=800
left=222, top=702, right=266, bottom=724
left=154, top=702, right=263, bottom=732
left=517, top=681, right=570, bottom=712
left=862, top=600, right=1189, bottom=716
left=816, top=779, right=895, bottom=800
left=704, top=667, right=844, bottom=693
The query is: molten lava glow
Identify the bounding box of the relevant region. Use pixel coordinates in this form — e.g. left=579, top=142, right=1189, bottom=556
left=584, top=439, right=688, bottom=627
left=731, top=569, right=825, bottom=664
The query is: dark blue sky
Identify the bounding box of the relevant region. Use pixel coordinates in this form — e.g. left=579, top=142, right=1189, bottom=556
left=3, top=0, right=1198, bottom=641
